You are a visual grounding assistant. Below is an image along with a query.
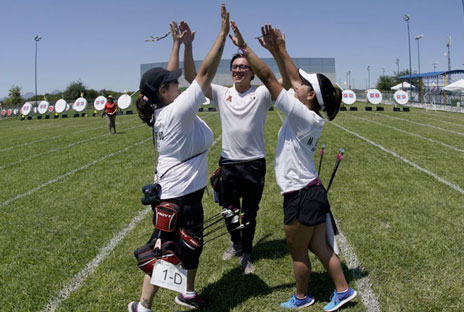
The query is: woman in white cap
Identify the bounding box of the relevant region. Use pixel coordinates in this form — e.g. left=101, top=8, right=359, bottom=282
left=228, top=22, right=357, bottom=311
left=102, top=95, right=119, bottom=134
left=128, top=4, right=229, bottom=312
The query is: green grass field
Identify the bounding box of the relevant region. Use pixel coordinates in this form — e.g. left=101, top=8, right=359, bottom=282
left=1, top=104, right=463, bottom=311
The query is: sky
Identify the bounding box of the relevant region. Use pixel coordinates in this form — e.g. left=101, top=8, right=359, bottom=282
left=1, top=0, right=463, bottom=99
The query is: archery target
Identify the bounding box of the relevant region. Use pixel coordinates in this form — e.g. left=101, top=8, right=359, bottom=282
left=73, top=97, right=87, bottom=112
left=366, top=89, right=382, bottom=105
left=48, top=105, right=54, bottom=113
left=55, top=99, right=67, bottom=113
left=33, top=107, right=38, bottom=114
left=37, top=100, right=49, bottom=114
left=94, top=96, right=107, bottom=111
left=117, top=94, right=131, bottom=109
left=65, top=103, right=70, bottom=111
left=13, top=108, right=18, bottom=115
left=1, top=109, right=5, bottom=116
left=7, top=109, right=12, bottom=116
left=394, top=90, right=409, bottom=105
left=342, top=90, right=356, bottom=105
left=21, top=102, right=33, bottom=115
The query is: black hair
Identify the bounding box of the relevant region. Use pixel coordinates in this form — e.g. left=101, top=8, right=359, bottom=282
left=135, top=96, right=154, bottom=126
left=304, top=73, right=341, bottom=121
left=230, top=53, right=254, bottom=81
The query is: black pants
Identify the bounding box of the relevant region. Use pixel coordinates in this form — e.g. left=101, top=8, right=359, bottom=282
left=219, top=157, right=266, bottom=254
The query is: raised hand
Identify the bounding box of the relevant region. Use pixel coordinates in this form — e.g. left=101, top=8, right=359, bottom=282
left=170, top=21, right=185, bottom=43
left=220, top=3, right=230, bottom=35
left=229, top=20, right=246, bottom=48
left=258, top=24, right=285, bottom=52
left=179, top=20, right=195, bottom=45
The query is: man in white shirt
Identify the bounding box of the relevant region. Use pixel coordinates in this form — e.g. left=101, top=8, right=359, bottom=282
left=183, top=25, right=272, bottom=274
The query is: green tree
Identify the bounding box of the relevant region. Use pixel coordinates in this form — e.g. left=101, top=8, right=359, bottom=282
left=376, top=75, right=396, bottom=91
left=5, top=85, right=24, bottom=107
left=64, top=81, right=87, bottom=100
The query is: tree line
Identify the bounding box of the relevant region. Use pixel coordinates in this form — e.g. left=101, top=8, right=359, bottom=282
left=1, top=81, right=133, bottom=107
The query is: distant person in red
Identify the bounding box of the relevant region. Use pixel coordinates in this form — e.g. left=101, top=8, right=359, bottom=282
left=102, top=95, right=119, bottom=134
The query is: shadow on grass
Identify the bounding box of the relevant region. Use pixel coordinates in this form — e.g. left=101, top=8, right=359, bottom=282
left=200, top=267, right=294, bottom=311
left=252, top=235, right=289, bottom=261
left=196, top=235, right=362, bottom=310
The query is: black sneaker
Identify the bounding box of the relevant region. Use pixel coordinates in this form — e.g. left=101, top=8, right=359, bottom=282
left=174, top=293, right=209, bottom=309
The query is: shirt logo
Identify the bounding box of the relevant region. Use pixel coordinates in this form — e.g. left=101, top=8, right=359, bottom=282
left=226, top=95, right=232, bottom=102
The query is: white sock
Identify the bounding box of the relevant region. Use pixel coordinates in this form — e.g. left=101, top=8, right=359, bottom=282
left=137, top=302, right=152, bottom=312
left=183, top=290, right=197, bottom=299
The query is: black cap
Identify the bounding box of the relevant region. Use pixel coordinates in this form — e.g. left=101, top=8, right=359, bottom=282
left=139, top=67, right=182, bottom=103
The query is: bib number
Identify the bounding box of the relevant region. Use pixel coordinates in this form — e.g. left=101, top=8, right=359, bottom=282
left=150, top=260, right=187, bottom=293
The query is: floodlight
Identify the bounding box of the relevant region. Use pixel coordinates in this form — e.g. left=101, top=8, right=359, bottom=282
left=403, top=14, right=409, bottom=21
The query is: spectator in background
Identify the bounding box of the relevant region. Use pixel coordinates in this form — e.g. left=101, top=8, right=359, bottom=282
left=102, top=95, right=119, bottom=134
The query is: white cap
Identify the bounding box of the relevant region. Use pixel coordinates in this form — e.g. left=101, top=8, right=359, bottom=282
left=298, top=68, right=325, bottom=111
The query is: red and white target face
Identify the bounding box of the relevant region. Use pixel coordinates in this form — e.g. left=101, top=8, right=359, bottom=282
left=342, top=90, right=356, bottom=105
left=1, top=109, right=6, bottom=116
left=7, top=109, right=12, bottom=116
left=394, top=90, right=409, bottom=105
left=366, top=89, right=382, bottom=105
left=93, top=96, right=107, bottom=111
left=37, top=101, right=49, bottom=114
left=73, top=97, right=87, bottom=112
left=48, top=105, right=54, bottom=112
left=21, top=102, right=32, bottom=115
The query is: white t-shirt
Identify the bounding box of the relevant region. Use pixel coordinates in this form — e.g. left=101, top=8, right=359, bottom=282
left=211, top=84, right=272, bottom=160
left=274, top=89, right=325, bottom=194
left=154, top=80, right=213, bottom=199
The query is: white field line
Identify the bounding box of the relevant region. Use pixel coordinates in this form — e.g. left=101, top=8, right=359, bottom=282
left=276, top=110, right=381, bottom=312
left=0, top=124, right=145, bottom=170
left=0, top=137, right=151, bottom=209
left=337, top=232, right=381, bottom=312
left=396, top=112, right=464, bottom=129
left=42, top=206, right=152, bottom=312
left=414, top=110, right=464, bottom=123
left=350, top=115, right=464, bottom=153
left=374, top=112, right=464, bottom=137
left=0, top=119, right=140, bottom=153
left=43, top=130, right=222, bottom=312
left=330, top=121, right=464, bottom=196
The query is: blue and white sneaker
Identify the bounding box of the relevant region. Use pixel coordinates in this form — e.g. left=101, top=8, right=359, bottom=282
left=323, top=287, right=357, bottom=311
left=280, top=294, right=315, bottom=309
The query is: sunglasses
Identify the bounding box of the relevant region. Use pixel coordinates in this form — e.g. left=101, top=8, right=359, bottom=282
left=230, top=64, right=250, bottom=70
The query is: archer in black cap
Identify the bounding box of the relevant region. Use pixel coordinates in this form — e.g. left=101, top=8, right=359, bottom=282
left=139, top=67, right=182, bottom=105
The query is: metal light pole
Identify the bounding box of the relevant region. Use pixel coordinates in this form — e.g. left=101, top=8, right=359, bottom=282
left=381, top=67, right=386, bottom=76
left=403, top=14, right=412, bottom=91
left=415, top=35, right=423, bottom=74
left=446, top=37, right=451, bottom=71
left=395, top=58, right=400, bottom=75
left=367, top=65, right=370, bottom=89
left=433, top=62, right=439, bottom=88
left=348, top=70, right=351, bottom=89
left=34, top=35, right=42, bottom=107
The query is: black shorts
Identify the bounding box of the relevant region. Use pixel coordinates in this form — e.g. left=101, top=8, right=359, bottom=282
left=148, top=188, right=204, bottom=270
left=283, top=185, right=330, bottom=226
